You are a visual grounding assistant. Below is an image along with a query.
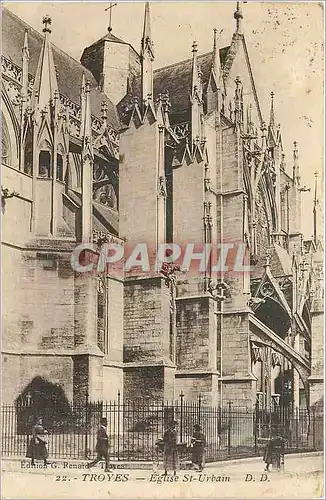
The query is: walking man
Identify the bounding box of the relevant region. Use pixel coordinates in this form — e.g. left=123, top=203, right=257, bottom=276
left=162, top=420, right=179, bottom=476
left=88, top=417, right=113, bottom=472
left=191, top=424, right=206, bottom=472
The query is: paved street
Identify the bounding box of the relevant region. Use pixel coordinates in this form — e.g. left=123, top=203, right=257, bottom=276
left=2, top=453, right=323, bottom=499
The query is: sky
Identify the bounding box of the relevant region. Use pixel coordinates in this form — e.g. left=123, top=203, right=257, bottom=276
left=3, top=1, right=324, bottom=237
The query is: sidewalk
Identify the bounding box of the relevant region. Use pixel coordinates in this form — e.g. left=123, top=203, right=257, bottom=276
left=2, top=452, right=323, bottom=499
left=2, top=450, right=323, bottom=473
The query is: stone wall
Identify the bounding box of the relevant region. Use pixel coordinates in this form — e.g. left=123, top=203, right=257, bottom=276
left=123, top=277, right=170, bottom=364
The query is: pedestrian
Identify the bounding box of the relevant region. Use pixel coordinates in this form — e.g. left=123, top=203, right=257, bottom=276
left=162, top=420, right=179, bottom=476
left=263, top=437, right=273, bottom=471
left=26, top=416, right=49, bottom=466
left=88, top=417, right=113, bottom=472
left=191, top=424, right=206, bottom=472
left=263, top=429, right=285, bottom=472
left=271, top=433, right=285, bottom=471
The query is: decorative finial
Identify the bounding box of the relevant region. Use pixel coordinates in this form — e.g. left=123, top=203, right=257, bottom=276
left=234, top=1, right=244, bottom=33
left=101, top=101, right=108, bottom=121
left=42, top=15, right=52, bottom=34
left=314, top=171, right=319, bottom=205
left=280, top=153, right=286, bottom=171
left=269, top=91, right=275, bottom=127
left=264, top=250, right=271, bottom=268
left=192, top=40, right=198, bottom=54
left=22, top=30, right=30, bottom=59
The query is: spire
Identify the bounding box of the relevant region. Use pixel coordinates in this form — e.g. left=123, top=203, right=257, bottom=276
left=293, top=141, right=300, bottom=185
left=21, top=30, right=30, bottom=110
left=142, top=2, right=153, bottom=53
left=234, top=76, right=242, bottom=130
left=101, top=101, right=108, bottom=128
left=267, top=91, right=279, bottom=149
left=22, top=30, right=30, bottom=61
left=234, top=1, right=244, bottom=33
left=269, top=91, right=275, bottom=128
left=140, top=2, right=154, bottom=108
left=81, top=79, right=93, bottom=243
left=280, top=153, right=286, bottom=171
left=191, top=40, right=202, bottom=144
left=276, top=122, right=283, bottom=149
left=313, top=171, right=319, bottom=244
left=191, top=40, right=200, bottom=97
left=31, top=15, right=59, bottom=111
left=211, top=28, right=221, bottom=88
left=80, top=73, right=86, bottom=138
left=261, top=121, right=267, bottom=150
left=81, top=80, right=93, bottom=159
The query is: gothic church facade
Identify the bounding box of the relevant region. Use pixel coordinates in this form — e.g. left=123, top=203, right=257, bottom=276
left=1, top=4, right=323, bottom=410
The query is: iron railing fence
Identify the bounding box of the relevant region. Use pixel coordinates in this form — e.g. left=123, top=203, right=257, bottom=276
left=1, top=396, right=323, bottom=462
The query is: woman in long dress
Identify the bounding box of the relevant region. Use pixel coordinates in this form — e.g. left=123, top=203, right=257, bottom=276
left=191, top=424, right=206, bottom=471
left=163, top=420, right=179, bottom=475
left=26, top=417, right=49, bottom=466
left=263, top=433, right=285, bottom=472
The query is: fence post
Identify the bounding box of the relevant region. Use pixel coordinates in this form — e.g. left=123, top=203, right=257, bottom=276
left=295, top=407, right=299, bottom=449
left=180, top=392, right=184, bottom=443
left=254, top=402, right=258, bottom=453
left=84, top=390, right=89, bottom=459
left=117, top=391, right=121, bottom=461
left=198, top=393, right=202, bottom=426
left=227, top=401, right=232, bottom=455
left=312, top=407, right=316, bottom=449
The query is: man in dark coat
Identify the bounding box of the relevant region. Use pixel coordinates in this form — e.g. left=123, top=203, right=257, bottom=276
left=191, top=424, right=206, bottom=471
left=88, top=417, right=112, bottom=472
left=163, top=420, right=179, bottom=475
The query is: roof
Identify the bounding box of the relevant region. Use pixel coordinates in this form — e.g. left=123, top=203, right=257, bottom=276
left=251, top=242, right=293, bottom=279
left=66, top=190, right=118, bottom=236
left=118, top=46, right=229, bottom=124
left=81, top=30, right=139, bottom=59
left=2, top=7, right=119, bottom=130
left=272, top=243, right=293, bottom=276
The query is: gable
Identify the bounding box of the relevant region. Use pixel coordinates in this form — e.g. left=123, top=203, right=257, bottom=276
left=223, top=35, right=262, bottom=128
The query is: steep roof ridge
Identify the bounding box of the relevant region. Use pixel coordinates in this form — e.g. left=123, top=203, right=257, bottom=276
left=153, top=48, right=228, bottom=75
left=3, top=7, right=96, bottom=83
left=3, top=7, right=119, bottom=129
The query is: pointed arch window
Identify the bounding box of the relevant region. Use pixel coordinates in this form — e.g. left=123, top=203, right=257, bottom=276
left=23, top=127, right=33, bottom=175
left=56, top=145, right=65, bottom=182
left=56, top=155, right=63, bottom=181
left=1, top=113, right=12, bottom=166
left=38, top=140, right=52, bottom=178
left=39, top=151, right=51, bottom=178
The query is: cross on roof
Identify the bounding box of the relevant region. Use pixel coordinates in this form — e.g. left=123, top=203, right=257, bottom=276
left=105, top=3, right=117, bottom=33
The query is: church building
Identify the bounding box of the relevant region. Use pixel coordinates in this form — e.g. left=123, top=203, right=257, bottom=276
left=1, top=3, right=323, bottom=412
